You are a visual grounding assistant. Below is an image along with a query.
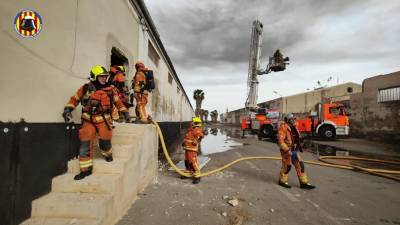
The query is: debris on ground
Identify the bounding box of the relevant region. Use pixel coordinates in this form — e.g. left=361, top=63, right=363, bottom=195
left=228, top=209, right=251, bottom=225
left=269, top=208, right=275, bottom=213
left=222, top=212, right=228, bottom=217
left=228, top=198, right=239, bottom=207
left=223, top=195, right=229, bottom=199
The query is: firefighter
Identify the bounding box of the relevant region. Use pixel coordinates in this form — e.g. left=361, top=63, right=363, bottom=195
left=132, top=61, right=149, bottom=123
left=62, top=65, right=130, bottom=180
left=182, top=117, right=204, bottom=184
left=110, top=65, right=131, bottom=120
left=109, top=65, right=126, bottom=92
left=277, top=113, right=315, bottom=189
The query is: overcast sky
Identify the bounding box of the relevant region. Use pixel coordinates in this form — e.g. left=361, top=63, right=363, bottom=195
left=143, top=0, right=400, bottom=114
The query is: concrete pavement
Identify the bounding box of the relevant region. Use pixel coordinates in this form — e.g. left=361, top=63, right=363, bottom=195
left=117, top=125, right=400, bottom=225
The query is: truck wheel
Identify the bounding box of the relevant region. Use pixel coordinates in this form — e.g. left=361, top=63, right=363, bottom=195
left=319, top=126, right=335, bottom=140
left=260, top=125, right=273, bottom=138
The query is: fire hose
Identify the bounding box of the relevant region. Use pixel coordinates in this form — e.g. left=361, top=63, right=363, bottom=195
left=152, top=121, right=400, bottom=182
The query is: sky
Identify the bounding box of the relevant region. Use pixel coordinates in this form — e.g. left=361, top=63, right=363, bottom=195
left=143, top=0, right=400, bottom=114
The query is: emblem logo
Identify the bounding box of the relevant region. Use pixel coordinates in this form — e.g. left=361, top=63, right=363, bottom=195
left=14, top=10, right=43, bottom=38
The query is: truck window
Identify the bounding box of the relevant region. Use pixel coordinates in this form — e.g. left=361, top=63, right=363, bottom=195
left=266, top=111, right=279, bottom=119
left=329, top=107, right=340, bottom=116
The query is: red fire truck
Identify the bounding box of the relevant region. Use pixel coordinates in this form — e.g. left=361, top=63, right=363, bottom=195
left=296, top=103, right=350, bottom=139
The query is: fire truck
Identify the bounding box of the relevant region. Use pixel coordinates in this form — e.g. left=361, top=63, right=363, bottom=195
left=241, top=20, right=289, bottom=138
left=296, top=102, right=350, bottom=139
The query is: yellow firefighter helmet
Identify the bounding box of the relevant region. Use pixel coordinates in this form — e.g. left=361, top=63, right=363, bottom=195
left=192, top=117, right=202, bottom=127
left=90, top=65, right=109, bottom=81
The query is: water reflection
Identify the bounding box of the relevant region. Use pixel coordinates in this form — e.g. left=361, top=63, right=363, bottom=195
left=200, top=127, right=242, bottom=155
left=306, top=142, right=400, bottom=171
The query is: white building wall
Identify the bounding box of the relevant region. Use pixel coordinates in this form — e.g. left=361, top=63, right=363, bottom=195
left=0, top=0, right=194, bottom=123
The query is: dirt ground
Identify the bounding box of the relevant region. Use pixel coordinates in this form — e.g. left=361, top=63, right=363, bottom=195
left=117, top=125, right=400, bottom=225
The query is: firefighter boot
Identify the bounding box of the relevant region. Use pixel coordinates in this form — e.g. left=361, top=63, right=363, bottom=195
left=101, top=148, right=113, bottom=162
left=299, top=174, right=315, bottom=190
left=300, top=183, right=316, bottom=189
left=192, top=177, right=201, bottom=184
left=278, top=173, right=291, bottom=188
left=105, top=155, right=113, bottom=162
left=74, top=167, right=93, bottom=180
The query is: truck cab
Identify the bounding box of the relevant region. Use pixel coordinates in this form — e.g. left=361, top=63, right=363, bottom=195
left=296, top=103, right=349, bottom=139
left=241, top=108, right=275, bottom=139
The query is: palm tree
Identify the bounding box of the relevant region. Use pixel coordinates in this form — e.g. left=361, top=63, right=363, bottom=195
left=193, top=89, right=205, bottom=117
left=210, top=110, right=218, bottom=123
left=204, top=110, right=209, bottom=123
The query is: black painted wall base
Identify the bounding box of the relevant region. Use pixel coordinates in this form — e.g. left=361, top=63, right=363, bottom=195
left=157, top=121, right=191, bottom=161
left=0, top=120, right=189, bottom=225
left=0, top=122, right=80, bottom=225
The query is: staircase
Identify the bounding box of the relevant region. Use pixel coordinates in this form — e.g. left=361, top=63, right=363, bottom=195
left=21, top=124, right=158, bottom=225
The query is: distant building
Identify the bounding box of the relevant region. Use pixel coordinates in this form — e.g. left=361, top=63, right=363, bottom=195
left=350, top=71, right=400, bottom=143
left=224, top=82, right=362, bottom=124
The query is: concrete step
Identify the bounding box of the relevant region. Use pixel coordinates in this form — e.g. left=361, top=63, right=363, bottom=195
left=21, top=217, right=101, bottom=225
left=52, top=173, right=123, bottom=195
left=31, top=192, right=113, bottom=219
left=67, top=158, right=127, bottom=174
left=112, top=134, right=139, bottom=145
left=112, top=123, right=150, bottom=136
left=93, top=143, right=138, bottom=160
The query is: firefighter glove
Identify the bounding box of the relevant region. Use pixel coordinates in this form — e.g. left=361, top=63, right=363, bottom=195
left=62, top=107, right=73, bottom=122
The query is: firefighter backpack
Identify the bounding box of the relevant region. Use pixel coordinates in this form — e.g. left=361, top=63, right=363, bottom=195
left=146, top=70, right=155, bottom=92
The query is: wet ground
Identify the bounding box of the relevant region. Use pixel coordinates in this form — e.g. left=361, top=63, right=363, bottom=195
left=118, top=124, right=400, bottom=225
left=202, top=124, right=400, bottom=172
left=200, top=127, right=242, bottom=155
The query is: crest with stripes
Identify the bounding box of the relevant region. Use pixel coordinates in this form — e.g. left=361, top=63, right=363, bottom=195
left=14, top=10, right=42, bottom=38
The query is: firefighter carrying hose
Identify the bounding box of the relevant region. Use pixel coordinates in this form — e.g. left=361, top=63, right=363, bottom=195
left=132, top=61, right=149, bottom=123
left=62, top=65, right=130, bottom=180
left=277, top=113, right=316, bottom=189
left=182, top=117, right=204, bottom=184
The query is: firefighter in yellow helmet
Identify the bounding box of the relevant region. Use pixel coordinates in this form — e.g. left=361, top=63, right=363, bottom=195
left=110, top=65, right=131, bottom=120
left=109, top=65, right=126, bottom=92
left=277, top=113, right=315, bottom=189
left=182, top=117, right=204, bottom=184
left=62, top=65, right=130, bottom=180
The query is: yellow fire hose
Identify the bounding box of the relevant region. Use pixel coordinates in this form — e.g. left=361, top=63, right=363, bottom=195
left=152, top=121, right=400, bottom=182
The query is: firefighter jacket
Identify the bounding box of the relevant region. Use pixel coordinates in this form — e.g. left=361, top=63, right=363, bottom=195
left=133, top=70, right=147, bottom=93
left=65, top=82, right=128, bottom=123
left=183, top=127, right=204, bottom=152
left=277, top=122, right=301, bottom=152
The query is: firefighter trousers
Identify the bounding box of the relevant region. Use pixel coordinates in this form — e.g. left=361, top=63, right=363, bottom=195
left=135, top=92, right=148, bottom=123
left=78, top=120, right=112, bottom=172
left=279, top=149, right=309, bottom=184
left=184, top=150, right=200, bottom=178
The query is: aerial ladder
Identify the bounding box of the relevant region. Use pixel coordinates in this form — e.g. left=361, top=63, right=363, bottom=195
left=241, top=20, right=290, bottom=138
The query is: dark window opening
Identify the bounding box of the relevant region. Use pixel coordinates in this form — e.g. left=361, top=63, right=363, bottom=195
left=111, top=47, right=129, bottom=72
left=347, top=87, right=353, bottom=93
left=168, top=73, right=173, bottom=84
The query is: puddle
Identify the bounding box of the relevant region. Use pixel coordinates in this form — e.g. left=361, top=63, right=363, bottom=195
left=200, top=127, right=242, bottom=155
left=305, top=142, right=400, bottom=171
